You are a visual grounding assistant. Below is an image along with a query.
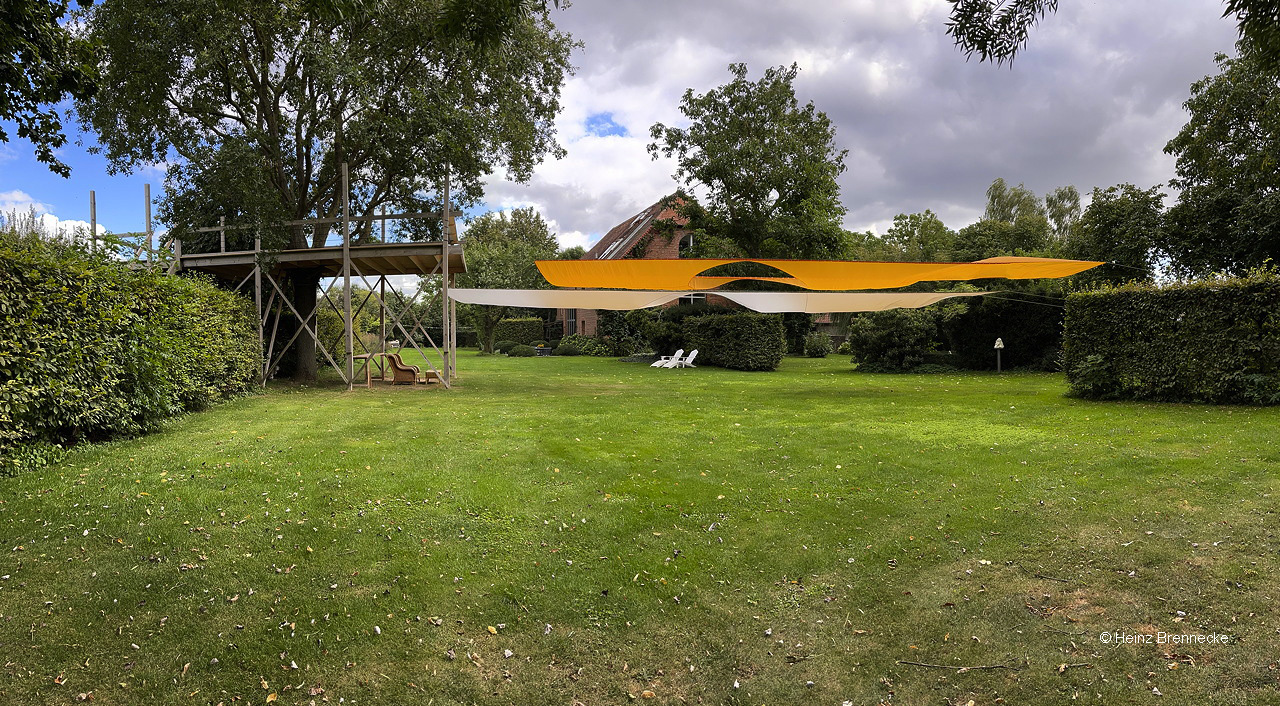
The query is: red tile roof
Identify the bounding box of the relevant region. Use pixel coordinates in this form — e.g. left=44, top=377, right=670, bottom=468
left=583, top=197, right=688, bottom=260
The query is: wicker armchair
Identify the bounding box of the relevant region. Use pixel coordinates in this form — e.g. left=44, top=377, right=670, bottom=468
left=385, top=352, right=421, bottom=384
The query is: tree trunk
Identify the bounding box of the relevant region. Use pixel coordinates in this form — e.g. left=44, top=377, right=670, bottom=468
left=292, top=269, right=321, bottom=382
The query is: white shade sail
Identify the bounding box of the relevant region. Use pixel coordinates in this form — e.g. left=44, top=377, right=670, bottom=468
left=448, top=288, right=989, bottom=313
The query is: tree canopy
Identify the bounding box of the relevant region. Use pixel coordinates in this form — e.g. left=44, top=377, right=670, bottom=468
left=454, top=208, right=558, bottom=352
left=1162, top=45, right=1280, bottom=276
left=648, top=63, right=849, bottom=260
left=0, top=0, right=99, bottom=177
left=1062, top=183, right=1163, bottom=284
left=76, top=0, right=576, bottom=250
left=947, top=0, right=1280, bottom=69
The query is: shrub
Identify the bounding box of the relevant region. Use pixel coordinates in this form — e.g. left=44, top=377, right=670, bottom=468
left=1, top=223, right=260, bottom=473
left=494, top=340, right=518, bottom=354
left=803, top=331, right=832, bottom=358
left=626, top=303, right=735, bottom=355
left=560, top=333, right=611, bottom=356
left=548, top=338, right=561, bottom=349
left=783, top=313, right=816, bottom=355
left=845, top=308, right=940, bottom=372
left=596, top=310, right=645, bottom=356
left=939, top=282, right=1064, bottom=371
left=1063, top=270, right=1280, bottom=404
left=507, top=344, right=536, bottom=357
left=553, top=344, right=582, bottom=356
left=682, top=312, right=785, bottom=371
left=531, top=339, right=548, bottom=348
left=836, top=340, right=851, bottom=355
left=493, top=317, right=544, bottom=345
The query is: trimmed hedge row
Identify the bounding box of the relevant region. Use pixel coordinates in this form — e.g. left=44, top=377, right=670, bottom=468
left=682, top=313, right=785, bottom=371
left=493, top=317, right=544, bottom=345
left=1, top=229, right=261, bottom=472
left=1062, top=270, right=1280, bottom=404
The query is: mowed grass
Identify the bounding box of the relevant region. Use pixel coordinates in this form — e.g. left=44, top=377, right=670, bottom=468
left=2, top=353, right=1278, bottom=706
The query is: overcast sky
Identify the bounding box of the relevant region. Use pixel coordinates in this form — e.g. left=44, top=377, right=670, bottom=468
left=483, top=0, right=1241, bottom=250
left=0, top=0, right=1242, bottom=252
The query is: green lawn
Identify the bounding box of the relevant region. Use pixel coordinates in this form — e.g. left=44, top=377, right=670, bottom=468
left=2, top=353, right=1278, bottom=705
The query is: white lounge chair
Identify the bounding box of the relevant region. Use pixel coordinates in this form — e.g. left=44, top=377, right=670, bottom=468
left=652, top=349, right=683, bottom=367
left=675, top=349, right=698, bottom=368
left=663, top=349, right=695, bottom=368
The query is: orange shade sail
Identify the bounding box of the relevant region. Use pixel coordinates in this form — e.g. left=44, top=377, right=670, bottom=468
left=535, top=256, right=1103, bottom=291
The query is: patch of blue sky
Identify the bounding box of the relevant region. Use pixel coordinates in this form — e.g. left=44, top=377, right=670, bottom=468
left=583, top=112, right=627, bottom=138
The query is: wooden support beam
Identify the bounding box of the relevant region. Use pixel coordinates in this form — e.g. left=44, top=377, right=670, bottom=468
left=342, top=162, right=354, bottom=391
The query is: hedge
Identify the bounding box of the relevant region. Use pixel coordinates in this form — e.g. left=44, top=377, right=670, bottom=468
left=682, top=312, right=785, bottom=371
left=1062, top=270, right=1280, bottom=404
left=1, top=227, right=260, bottom=472
left=559, top=333, right=611, bottom=356
left=493, top=317, right=544, bottom=345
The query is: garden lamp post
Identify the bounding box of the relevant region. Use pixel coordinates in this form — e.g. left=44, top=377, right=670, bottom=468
left=994, top=337, right=1004, bottom=372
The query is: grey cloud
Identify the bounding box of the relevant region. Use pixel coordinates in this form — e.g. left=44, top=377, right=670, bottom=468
left=524, top=1, right=1240, bottom=244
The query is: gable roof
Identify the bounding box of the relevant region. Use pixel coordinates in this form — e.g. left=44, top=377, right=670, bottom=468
left=583, top=197, right=688, bottom=260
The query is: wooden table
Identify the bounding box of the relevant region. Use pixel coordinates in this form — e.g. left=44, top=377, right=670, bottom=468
left=353, top=353, right=379, bottom=387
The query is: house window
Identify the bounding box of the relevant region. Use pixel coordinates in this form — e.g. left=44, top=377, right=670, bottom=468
left=678, top=292, right=706, bottom=306
left=678, top=233, right=694, bottom=255
left=565, top=309, right=577, bottom=335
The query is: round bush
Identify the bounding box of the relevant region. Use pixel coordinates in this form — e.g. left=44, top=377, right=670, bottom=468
left=531, top=339, right=548, bottom=348
left=548, top=338, right=561, bottom=349
left=507, top=344, right=536, bottom=357
left=494, top=340, right=518, bottom=354
left=553, top=344, right=582, bottom=356
left=804, top=331, right=832, bottom=358
left=836, top=340, right=851, bottom=355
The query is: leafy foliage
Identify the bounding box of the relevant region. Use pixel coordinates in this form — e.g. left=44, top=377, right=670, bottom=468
left=552, top=342, right=581, bottom=356
left=494, top=340, right=518, bottom=354
left=493, top=317, right=545, bottom=346
left=0, top=0, right=100, bottom=176
left=594, top=310, right=644, bottom=356
left=803, top=332, right=832, bottom=358
left=506, top=344, right=536, bottom=357
left=1163, top=46, right=1280, bottom=276
left=947, top=1, right=1280, bottom=71
left=648, top=64, right=849, bottom=259
left=882, top=210, right=956, bottom=262
left=0, top=220, right=259, bottom=472
left=625, top=303, right=735, bottom=356
left=455, top=208, right=560, bottom=352
left=1063, top=268, right=1280, bottom=404
left=559, top=333, right=611, bottom=356
left=681, top=312, right=786, bottom=371
left=845, top=308, right=942, bottom=373
left=1062, top=183, right=1163, bottom=285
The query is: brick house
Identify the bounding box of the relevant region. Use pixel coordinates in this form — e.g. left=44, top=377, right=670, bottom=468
left=557, top=197, right=702, bottom=337
left=555, top=196, right=832, bottom=339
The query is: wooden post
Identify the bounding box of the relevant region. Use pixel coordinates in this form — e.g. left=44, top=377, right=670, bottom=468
left=255, top=234, right=264, bottom=384
left=220, top=216, right=226, bottom=252
left=380, top=205, right=386, bottom=242
left=379, top=275, right=387, bottom=381
left=441, top=168, right=451, bottom=385
left=342, top=162, right=354, bottom=390
left=89, top=190, right=96, bottom=252
left=144, top=183, right=153, bottom=268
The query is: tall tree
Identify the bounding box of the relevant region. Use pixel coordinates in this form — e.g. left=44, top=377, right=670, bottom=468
left=1044, top=185, right=1081, bottom=240
left=648, top=63, right=849, bottom=260
left=882, top=210, right=956, bottom=262
left=947, top=0, right=1280, bottom=70
left=1062, top=183, right=1163, bottom=284
left=1163, top=45, right=1280, bottom=276
left=453, top=208, right=558, bottom=352
left=1, top=0, right=99, bottom=176
left=983, top=177, right=1045, bottom=225
left=77, top=0, right=576, bottom=380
